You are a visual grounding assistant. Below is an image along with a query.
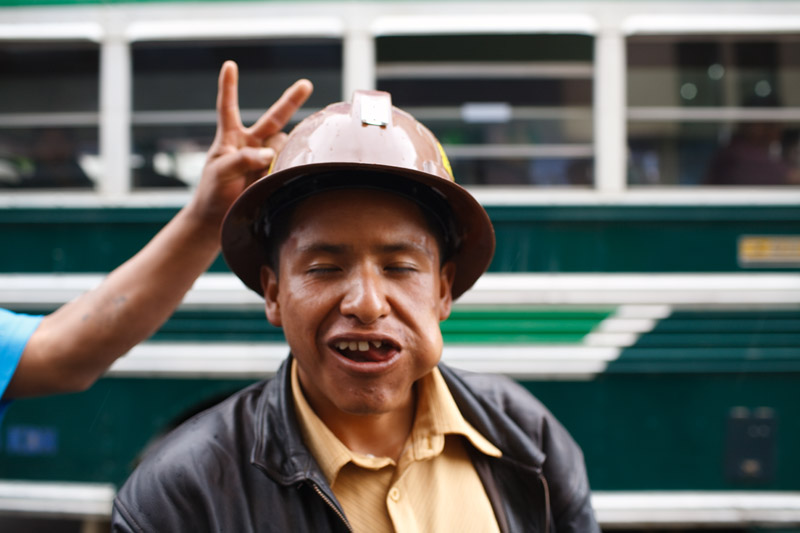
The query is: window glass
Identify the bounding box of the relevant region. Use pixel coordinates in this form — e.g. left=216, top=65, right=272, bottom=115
left=0, top=41, right=100, bottom=189
left=377, top=34, right=594, bottom=187
left=627, top=35, right=800, bottom=186
left=131, top=38, right=342, bottom=189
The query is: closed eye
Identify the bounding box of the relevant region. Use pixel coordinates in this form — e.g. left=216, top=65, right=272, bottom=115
left=385, top=263, right=418, bottom=273
left=307, top=264, right=341, bottom=274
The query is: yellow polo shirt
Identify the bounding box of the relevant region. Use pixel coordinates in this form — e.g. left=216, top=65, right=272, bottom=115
left=291, top=360, right=502, bottom=533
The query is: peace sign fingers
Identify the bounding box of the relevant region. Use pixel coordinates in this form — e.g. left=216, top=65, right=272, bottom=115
left=214, top=60, right=245, bottom=146
left=248, top=78, right=313, bottom=142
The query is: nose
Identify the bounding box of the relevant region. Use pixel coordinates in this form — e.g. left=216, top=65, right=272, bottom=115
left=339, top=266, right=390, bottom=324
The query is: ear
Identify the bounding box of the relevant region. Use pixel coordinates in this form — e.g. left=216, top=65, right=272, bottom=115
left=438, top=261, right=455, bottom=321
left=260, top=265, right=283, bottom=327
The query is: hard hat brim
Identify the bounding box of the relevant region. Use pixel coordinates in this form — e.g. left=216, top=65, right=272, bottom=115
left=221, top=162, right=495, bottom=300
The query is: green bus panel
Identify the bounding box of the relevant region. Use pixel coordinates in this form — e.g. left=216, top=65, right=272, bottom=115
left=613, top=309, right=800, bottom=373
left=1, top=305, right=795, bottom=492
left=0, top=205, right=797, bottom=274
left=530, top=373, right=799, bottom=492
left=489, top=205, right=800, bottom=273
left=0, top=378, right=255, bottom=485
left=1, top=371, right=797, bottom=493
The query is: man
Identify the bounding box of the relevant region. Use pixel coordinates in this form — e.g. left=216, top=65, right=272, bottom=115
left=1, top=62, right=311, bottom=405
left=112, top=76, right=598, bottom=532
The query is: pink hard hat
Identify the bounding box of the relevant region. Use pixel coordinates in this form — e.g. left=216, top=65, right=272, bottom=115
left=221, top=90, right=495, bottom=300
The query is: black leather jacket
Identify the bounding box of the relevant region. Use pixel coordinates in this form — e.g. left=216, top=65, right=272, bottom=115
left=112, top=358, right=599, bottom=532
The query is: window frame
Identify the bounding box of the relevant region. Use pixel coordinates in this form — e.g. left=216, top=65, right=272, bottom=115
left=0, top=22, right=103, bottom=194
left=619, top=12, right=800, bottom=203
left=0, top=3, right=797, bottom=208
left=123, top=16, right=345, bottom=196
left=372, top=14, right=600, bottom=191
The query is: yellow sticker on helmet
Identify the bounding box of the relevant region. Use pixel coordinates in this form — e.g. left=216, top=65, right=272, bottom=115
left=266, top=154, right=276, bottom=175
left=437, top=142, right=454, bottom=180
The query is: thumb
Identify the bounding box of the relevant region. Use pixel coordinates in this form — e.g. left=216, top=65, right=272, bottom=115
left=227, top=147, right=276, bottom=175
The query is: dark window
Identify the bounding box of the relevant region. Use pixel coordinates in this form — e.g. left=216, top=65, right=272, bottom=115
left=0, top=41, right=99, bottom=190
left=130, top=38, right=342, bottom=189
left=627, top=35, right=800, bottom=187
left=376, top=34, right=594, bottom=187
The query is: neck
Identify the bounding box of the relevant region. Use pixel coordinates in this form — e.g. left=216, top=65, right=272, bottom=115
left=308, top=387, right=417, bottom=462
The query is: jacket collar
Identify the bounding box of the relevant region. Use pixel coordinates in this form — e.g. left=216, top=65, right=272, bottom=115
left=250, top=356, right=327, bottom=487
left=250, top=356, right=546, bottom=486
left=436, top=364, right=546, bottom=469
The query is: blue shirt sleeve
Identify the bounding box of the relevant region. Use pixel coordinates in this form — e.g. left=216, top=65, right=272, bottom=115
left=1, top=308, right=44, bottom=417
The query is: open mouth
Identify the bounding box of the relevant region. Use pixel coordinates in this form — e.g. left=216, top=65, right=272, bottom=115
left=333, top=339, right=398, bottom=363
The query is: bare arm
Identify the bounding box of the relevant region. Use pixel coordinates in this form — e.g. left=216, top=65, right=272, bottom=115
left=4, top=61, right=312, bottom=398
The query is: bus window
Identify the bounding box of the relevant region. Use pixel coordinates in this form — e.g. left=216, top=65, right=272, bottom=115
left=130, top=38, right=342, bottom=189
left=627, top=34, right=800, bottom=187
left=0, top=41, right=100, bottom=190
left=376, top=34, right=594, bottom=187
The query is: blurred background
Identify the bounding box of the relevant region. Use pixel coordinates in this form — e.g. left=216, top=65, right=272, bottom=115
left=0, top=0, right=798, bottom=531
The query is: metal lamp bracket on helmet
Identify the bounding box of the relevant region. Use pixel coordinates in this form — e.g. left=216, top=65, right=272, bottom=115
left=358, top=91, right=391, bottom=127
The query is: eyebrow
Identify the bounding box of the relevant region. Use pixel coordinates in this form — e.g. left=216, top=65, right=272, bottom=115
left=297, top=241, right=435, bottom=260
left=296, top=243, right=350, bottom=255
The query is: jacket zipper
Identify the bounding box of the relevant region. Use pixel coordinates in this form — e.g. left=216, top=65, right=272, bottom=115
left=540, top=474, right=551, bottom=532
left=310, top=482, right=353, bottom=532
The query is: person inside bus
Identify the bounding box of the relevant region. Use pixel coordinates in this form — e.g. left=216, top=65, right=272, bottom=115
left=0, top=70, right=312, bottom=411
left=132, top=139, right=188, bottom=189
left=22, top=128, right=95, bottom=189
left=704, top=93, right=800, bottom=186
left=704, top=120, right=800, bottom=186
left=112, top=61, right=598, bottom=533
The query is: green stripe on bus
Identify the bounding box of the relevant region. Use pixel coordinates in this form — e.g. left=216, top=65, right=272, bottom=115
left=140, top=308, right=614, bottom=344
left=442, top=333, right=589, bottom=344
left=633, top=333, right=800, bottom=348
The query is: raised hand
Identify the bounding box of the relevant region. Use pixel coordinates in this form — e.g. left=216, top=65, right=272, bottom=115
left=189, top=60, right=313, bottom=228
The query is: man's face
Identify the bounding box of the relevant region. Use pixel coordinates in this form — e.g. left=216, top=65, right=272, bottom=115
left=260, top=188, right=454, bottom=421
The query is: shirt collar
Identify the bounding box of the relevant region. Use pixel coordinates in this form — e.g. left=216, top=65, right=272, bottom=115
left=410, top=364, right=502, bottom=461
left=290, top=360, right=502, bottom=486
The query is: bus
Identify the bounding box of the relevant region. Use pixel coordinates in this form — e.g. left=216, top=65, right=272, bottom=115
left=1, top=0, right=799, bottom=530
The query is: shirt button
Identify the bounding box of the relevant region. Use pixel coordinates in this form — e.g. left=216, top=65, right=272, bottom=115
left=389, top=487, right=400, bottom=502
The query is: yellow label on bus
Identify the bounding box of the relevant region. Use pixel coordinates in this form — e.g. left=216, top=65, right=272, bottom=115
left=738, top=236, right=800, bottom=267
